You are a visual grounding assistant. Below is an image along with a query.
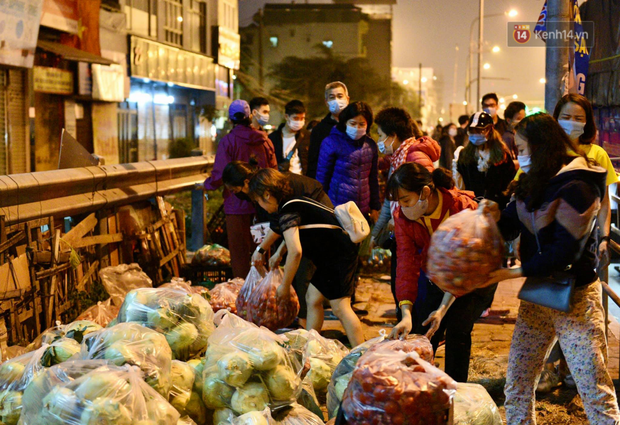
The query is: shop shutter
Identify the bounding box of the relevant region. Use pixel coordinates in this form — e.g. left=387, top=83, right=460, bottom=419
left=7, top=69, right=27, bottom=174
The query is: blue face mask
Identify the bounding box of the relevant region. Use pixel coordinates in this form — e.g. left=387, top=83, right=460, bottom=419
left=468, top=133, right=487, bottom=146
left=346, top=125, right=367, bottom=141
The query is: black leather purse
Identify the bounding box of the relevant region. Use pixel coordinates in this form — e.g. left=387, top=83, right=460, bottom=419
left=517, top=212, right=594, bottom=312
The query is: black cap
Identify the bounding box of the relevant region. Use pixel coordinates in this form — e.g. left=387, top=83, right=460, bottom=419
left=468, top=111, right=494, bottom=129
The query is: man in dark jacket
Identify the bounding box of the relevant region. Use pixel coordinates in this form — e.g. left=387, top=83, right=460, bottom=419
left=456, top=114, right=469, bottom=147
left=249, top=97, right=270, bottom=132
left=482, top=93, right=508, bottom=136
left=268, top=100, right=309, bottom=175
left=306, top=81, right=350, bottom=178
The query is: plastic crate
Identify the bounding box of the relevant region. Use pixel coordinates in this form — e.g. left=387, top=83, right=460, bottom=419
left=183, top=264, right=233, bottom=287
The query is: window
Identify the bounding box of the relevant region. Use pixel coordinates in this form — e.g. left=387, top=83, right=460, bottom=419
left=322, top=40, right=333, bottom=48
left=269, top=37, right=278, bottom=48
left=164, top=0, right=183, bottom=46
left=189, top=0, right=207, bottom=54
left=125, top=0, right=157, bottom=38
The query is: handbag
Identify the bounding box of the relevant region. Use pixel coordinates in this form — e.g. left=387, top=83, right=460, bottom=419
left=517, top=212, right=594, bottom=312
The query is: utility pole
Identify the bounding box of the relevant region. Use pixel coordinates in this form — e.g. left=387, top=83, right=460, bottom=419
left=476, top=0, right=484, bottom=107
left=418, top=63, right=422, bottom=119
left=545, top=0, right=570, bottom=112
left=258, top=8, right=264, bottom=89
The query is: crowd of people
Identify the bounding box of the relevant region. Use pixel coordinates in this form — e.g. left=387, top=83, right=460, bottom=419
left=199, top=81, right=620, bottom=424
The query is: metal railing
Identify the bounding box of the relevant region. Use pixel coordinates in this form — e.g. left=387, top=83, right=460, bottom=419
left=0, top=156, right=212, bottom=226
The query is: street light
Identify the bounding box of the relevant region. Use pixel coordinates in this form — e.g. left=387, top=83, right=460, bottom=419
left=483, top=63, right=490, bottom=70
left=466, top=8, right=518, bottom=108
left=539, top=78, right=546, bottom=84
left=492, top=46, right=500, bottom=53
left=513, top=94, right=518, bottom=99
left=421, top=77, right=428, bottom=83
left=403, top=80, right=409, bottom=85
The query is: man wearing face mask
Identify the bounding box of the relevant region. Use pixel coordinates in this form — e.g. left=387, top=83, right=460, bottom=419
left=268, top=100, right=309, bottom=175
left=481, top=93, right=508, bottom=137
left=249, top=97, right=270, bottom=132
left=502, top=101, right=526, bottom=161
left=307, top=81, right=350, bottom=178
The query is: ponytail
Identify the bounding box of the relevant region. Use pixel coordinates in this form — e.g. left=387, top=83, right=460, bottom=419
left=387, top=163, right=455, bottom=201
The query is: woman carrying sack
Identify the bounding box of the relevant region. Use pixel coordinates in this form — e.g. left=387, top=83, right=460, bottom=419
left=248, top=168, right=365, bottom=347
left=484, top=113, right=620, bottom=424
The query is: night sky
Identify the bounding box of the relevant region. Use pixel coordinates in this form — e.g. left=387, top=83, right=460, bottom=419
left=238, top=0, right=578, bottom=116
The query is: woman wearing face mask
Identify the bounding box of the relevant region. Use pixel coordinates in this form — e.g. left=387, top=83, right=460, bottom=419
left=248, top=168, right=365, bottom=346
left=386, top=163, right=494, bottom=382
left=457, top=111, right=516, bottom=210
left=316, top=101, right=381, bottom=222
left=371, top=107, right=440, bottom=322
left=439, top=123, right=458, bottom=169
left=484, top=113, right=620, bottom=424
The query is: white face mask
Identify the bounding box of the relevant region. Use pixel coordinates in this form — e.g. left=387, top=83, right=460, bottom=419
left=255, top=112, right=269, bottom=126
left=401, top=191, right=429, bottom=221
left=377, top=136, right=394, bottom=155
left=448, top=128, right=458, bottom=137
left=328, top=98, right=348, bottom=114
left=558, top=119, right=586, bottom=141
left=483, top=107, right=497, bottom=117
left=517, top=154, right=532, bottom=173
left=288, top=119, right=305, bottom=132
left=346, top=125, right=366, bottom=141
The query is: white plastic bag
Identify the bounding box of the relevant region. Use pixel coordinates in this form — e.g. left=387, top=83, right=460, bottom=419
left=236, top=266, right=266, bottom=321
left=453, top=383, right=502, bottom=425
left=99, top=263, right=153, bottom=306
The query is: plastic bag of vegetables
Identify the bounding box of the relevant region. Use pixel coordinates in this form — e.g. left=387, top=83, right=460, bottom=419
left=19, top=363, right=180, bottom=425
left=76, top=299, right=120, bottom=327
left=193, top=244, right=232, bottom=267
left=427, top=208, right=503, bottom=297
left=271, top=403, right=324, bottom=425
left=169, top=360, right=209, bottom=424
left=117, top=287, right=215, bottom=360
left=233, top=407, right=273, bottom=425
left=366, top=334, right=434, bottom=363
left=99, top=263, right=153, bottom=306
left=341, top=347, right=457, bottom=425
left=236, top=266, right=265, bottom=321
left=80, top=322, right=172, bottom=396
left=202, top=311, right=302, bottom=416
left=0, top=345, right=49, bottom=425
left=325, top=335, right=385, bottom=419
left=453, top=383, right=502, bottom=425
left=27, top=320, right=103, bottom=351
left=210, top=279, right=243, bottom=314
left=246, top=269, right=300, bottom=331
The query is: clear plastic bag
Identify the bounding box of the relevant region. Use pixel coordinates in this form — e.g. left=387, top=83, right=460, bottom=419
left=366, top=334, right=434, bottom=363
left=341, top=348, right=457, bottom=425
left=237, top=266, right=266, bottom=321
left=427, top=208, right=503, bottom=296
left=99, top=263, right=153, bottom=306
left=77, top=299, right=120, bottom=327
left=117, top=287, right=215, bottom=360
left=0, top=345, right=49, bottom=425
left=193, top=244, right=232, bottom=267
left=27, top=320, right=103, bottom=351
left=210, top=280, right=244, bottom=314
left=326, top=336, right=385, bottom=419
left=453, top=383, right=502, bottom=425
left=202, top=311, right=302, bottom=416
left=271, top=403, right=324, bottom=425
left=233, top=407, right=273, bottom=425
left=19, top=362, right=180, bottom=425
left=80, top=322, right=172, bottom=396
left=246, top=269, right=300, bottom=331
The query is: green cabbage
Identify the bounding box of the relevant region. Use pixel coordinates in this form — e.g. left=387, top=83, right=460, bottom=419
left=217, top=352, right=253, bottom=388
left=0, top=390, right=22, bottom=425
left=0, top=360, right=25, bottom=382
left=74, top=373, right=130, bottom=401
left=265, top=365, right=297, bottom=401
left=184, top=392, right=207, bottom=423
left=40, top=387, right=82, bottom=424
left=80, top=397, right=133, bottom=425
left=147, top=308, right=179, bottom=331
left=235, top=410, right=270, bottom=425
left=230, top=382, right=269, bottom=415
left=166, top=323, right=199, bottom=358
left=171, top=361, right=195, bottom=395
left=103, top=341, right=135, bottom=366
left=245, top=340, right=282, bottom=371
left=64, top=320, right=102, bottom=343
left=213, top=408, right=235, bottom=425
left=334, top=372, right=353, bottom=400
left=308, top=358, right=331, bottom=391
left=40, top=338, right=81, bottom=367
left=202, top=375, right=235, bottom=409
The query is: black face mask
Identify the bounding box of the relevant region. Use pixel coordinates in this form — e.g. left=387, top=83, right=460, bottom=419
left=234, top=191, right=252, bottom=202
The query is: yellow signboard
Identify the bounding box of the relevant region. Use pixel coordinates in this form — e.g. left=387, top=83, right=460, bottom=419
left=34, top=66, right=74, bottom=94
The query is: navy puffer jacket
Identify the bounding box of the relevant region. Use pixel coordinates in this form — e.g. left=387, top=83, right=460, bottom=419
left=316, top=126, right=381, bottom=214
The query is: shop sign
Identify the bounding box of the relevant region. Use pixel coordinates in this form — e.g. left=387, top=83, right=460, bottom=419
left=92, top=64, right=124, bottom=102
left=34, top=66, right=73, bottom=94
left=0, top=0, right=44, bottom=68
left=41, top=0, right=78, bottom=34
left=92, top=103, right=119, bottom=165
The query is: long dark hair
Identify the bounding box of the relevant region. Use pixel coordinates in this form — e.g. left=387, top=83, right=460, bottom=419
left=222, top=160, right=258, bottom=187
left=336, top=101, right=373, bottom=134
left=459, top=126, right=508, bottom=166
left=553, top=93, right=597, bottom=145
left=375, top=107, right=422, bottom=141
left=515, top=113, right=590, bottom=210
left=387, top=163, right=454, bottom=201
left=248, top=168, right=293, bottom=201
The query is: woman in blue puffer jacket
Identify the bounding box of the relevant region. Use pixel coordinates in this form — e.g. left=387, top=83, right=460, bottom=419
left=316, top=101, right=381, bottom=221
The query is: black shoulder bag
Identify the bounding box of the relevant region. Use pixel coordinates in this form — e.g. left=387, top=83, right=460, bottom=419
left=278, top=139, right=299, bottom=172
left=517, top=211, right=595, bottom=312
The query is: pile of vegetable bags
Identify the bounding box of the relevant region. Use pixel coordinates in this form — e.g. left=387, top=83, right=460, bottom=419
left=209, top=278, right=245, bottom=314
left=341, top=343, right=456, bottom=425
left=285, top=329, right=349, bottom=393
left=202, top=311, right=303, bottom=421
left=192, top=244, right=232, bottom=267
left=116, top=287, right=215, bottom=360
left=168, top=359, right=209, bottom=424
left=79, top=322, right=172, bottom=396
left=427, top=207, right=503, bottom=297
left=18, top=360, right=182, bottom=424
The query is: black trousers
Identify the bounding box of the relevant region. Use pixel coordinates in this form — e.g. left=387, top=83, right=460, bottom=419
left=389, top=242, right=403, bottom=323
left=414, top=274, right=498, bottom=382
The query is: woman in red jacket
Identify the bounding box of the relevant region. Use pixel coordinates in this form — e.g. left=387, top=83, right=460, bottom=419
left=387, top=162, right=497, bottom=382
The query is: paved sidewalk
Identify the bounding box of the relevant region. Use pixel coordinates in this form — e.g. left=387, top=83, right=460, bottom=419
left=322, top=274, right=620, bottom=424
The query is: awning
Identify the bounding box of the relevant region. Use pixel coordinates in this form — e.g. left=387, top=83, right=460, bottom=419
left=37, top=40, right=116, bottom=66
